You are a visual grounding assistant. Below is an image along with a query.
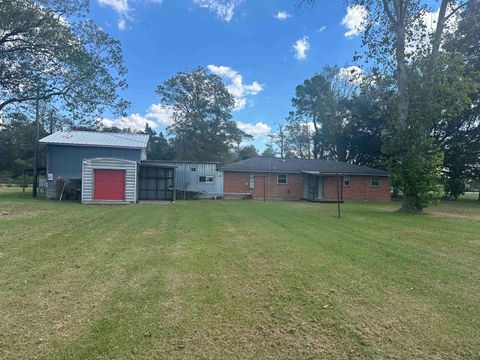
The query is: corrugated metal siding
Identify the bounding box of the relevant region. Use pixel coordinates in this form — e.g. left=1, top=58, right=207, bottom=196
left=82, top=158, right=137, bottom=204
left=147, top=162, right=223, bottom=198
left=46, top=144, right=142, bottom=199
left=40, top=131, right=149, bottom=149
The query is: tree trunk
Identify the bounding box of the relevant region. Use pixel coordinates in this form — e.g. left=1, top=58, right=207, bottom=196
left=430, top=0, right=450, bottom=67
left=394, top=2, right=409, bottom=132
left=400, top=195, right=423, bottom=213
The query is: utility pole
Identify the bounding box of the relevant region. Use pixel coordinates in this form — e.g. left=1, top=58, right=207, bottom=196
left=32, top=95, right=40, bottom=198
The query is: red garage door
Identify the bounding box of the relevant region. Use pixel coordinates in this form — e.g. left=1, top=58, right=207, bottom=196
left=94, top=169, right=125, bottom=201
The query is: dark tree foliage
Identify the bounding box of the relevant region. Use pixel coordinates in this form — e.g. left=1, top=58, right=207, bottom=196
left=238, top=145, right=258, bottom=160
left=289, top=71, right=335, bottom=159
left=0, top=112, right=47, bottom=180
left=297, top=0, right=474, bottom=212
left=285, top=68, right=386, bottom=167
left=438, top=0, right=480, bottom=199
left=143, top=124, right=175, bottom=161
left=261, top=143, right=277, bottom=158
left=342, top=91, right=386, bottom=168
left=0, top=0, right=128, bottom=125
left=156, top=67, right=252, bottom=163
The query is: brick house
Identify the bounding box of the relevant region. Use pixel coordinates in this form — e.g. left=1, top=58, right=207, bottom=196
left=222, top=157, right=390, bottom=201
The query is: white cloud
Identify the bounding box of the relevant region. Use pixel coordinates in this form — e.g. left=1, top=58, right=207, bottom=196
left=237, top=121, right=271, bottom=138
left=98, top=0, right=164, bottom=30
left=101, top=113, right=157, bottom=131
left=341, top=5, right=367, bottom=38
left=193, top=0, right=243, bottom=22
left=317, top=25, right=326, bottom=33
left=117, top=18, right=126, bottom=30
left=207, top=65, right=263, bottom=111
left=407, top=5, right=459, bottom=55
left=98, top=0, right=129, bottom=13
left=274, top=11, right=291, bottom=20
left=100, top=103, right=174, bottom=131
left=98, top=0, right=129, bottom=30
left=145, top=104, right=174, bottom=126
left=338, top=66, right=364, bottom=84
left=293, top=36, right=310, bottom=60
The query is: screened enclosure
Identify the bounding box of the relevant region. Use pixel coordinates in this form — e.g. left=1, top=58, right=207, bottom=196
left=138, top=165, right=175, bottom=201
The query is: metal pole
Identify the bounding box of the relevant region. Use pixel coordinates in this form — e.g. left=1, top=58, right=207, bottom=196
left=336, top=173, right=341, bottom=218
left=32, top=96, right=40, bottom=198
left=263, top=175, right=266, bottom=203
left=267, top=134, right=274, bottom=202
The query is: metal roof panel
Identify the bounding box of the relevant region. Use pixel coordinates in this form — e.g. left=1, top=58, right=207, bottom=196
left=39, top=131, right=149, bottom=149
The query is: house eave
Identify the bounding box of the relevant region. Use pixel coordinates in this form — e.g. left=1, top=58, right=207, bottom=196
left=41, top=142, right=146, bottom=150
left=222, top=169, right=388, bottom=176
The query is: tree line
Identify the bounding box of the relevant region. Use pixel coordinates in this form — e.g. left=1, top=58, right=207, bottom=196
left=279, top=0, right=480, bottom=210
left=1, top=0, right=479, bottom=210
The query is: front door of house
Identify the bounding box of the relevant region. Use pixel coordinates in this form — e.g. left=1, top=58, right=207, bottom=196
left=308, top=175, right=319, bottom=200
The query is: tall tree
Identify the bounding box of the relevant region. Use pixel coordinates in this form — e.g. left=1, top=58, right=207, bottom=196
left=438, top=0, right=480, bottom=199
left=238, top=145, right=258, bottom=160
left=289, top=69, right=336, bottom=159
left=365, top=0, right=475, bottom=212
left=143, top=124, right=174, bottom=160
left=273, top=124, right=288, bottom=158
left=341, top=87, right=388, bottom=167
left=0, top=111, right=47, bottom=178
left=0, top=0, right=128, bottom=124
left=285, top=112, right=312, bottom=159
left=299, top=0, right=473, bottom=212
left=261, top=143, right=277, bottom=158
left=287, top=66, right=372, bottom=162
left=156, top=67, right=251, bottom=163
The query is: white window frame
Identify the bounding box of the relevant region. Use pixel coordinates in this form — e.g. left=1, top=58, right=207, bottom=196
left=370, top=177, right=380, bottom=187
left=343, top=176, right=351, bottom=187
left=277, top=174, right=288, bottom=185
left=199, top=175, right=214, bottom=184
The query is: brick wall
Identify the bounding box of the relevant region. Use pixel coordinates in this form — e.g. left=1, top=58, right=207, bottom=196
left=223, top=172, right=304, bottom=200
left=224, top=171, right=391, bottom=201
left=323, top=175, right=391, bottom=201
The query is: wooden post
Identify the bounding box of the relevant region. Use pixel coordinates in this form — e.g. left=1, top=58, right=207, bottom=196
left=336, top=173, right=341, bottom=218
left=23, top=169, right=26, bottom=195
left=32, top=96, right=40, bottom=198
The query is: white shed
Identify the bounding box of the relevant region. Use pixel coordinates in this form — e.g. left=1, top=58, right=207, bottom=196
left=81, top=158, right=138, bottom=204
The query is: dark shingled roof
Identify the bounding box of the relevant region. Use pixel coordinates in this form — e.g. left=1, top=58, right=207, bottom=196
left=222, top=157, right=388, bottom=176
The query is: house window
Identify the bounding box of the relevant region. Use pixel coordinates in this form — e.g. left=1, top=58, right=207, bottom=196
left=199, top=175, right=214, bottom=184
left=344, top=176, right=351, bottom=187
left=370, top=177, right=380, bottom=187
left=191, top=167, right=196, bottom=172
left=277, top=174, right=288, bottom=184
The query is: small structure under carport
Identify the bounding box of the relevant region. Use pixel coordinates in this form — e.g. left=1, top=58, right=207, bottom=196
left=82, top=158, right=138, bottom=204
left=40, top=131, right=149, bottom=200
left=41, top=131, right=176, bottom=204
left=81, top=159, right=176, bottom=204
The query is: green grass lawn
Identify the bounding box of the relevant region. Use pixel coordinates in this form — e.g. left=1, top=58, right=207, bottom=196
left=1, top=188, right=479, bottom=359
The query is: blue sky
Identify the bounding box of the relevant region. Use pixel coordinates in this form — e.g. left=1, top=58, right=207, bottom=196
left=90, top=0, right=370, bottom=149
